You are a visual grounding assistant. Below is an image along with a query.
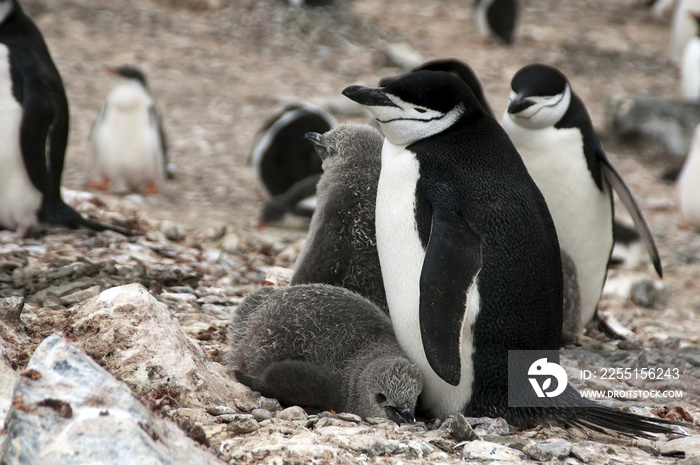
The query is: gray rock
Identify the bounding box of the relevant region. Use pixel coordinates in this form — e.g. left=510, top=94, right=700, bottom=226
left=461, top=440, right=527, bottom=461
left=251, top=408, right=273, bottom=422
left=630, top=279, right=671, bottom=309
left=523, top=438, right=573, bottom=461
left=0, top=333, right=223, bottom=464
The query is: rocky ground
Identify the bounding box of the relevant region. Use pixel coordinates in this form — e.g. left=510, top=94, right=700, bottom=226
left=2, top=0, right=700, bottom=463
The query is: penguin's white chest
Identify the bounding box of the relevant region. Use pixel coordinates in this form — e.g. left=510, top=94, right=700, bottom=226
left=88, top=83, right=162, bottom=192
left=679, top=124, right=700, bottom=228
left=0, top=44, right=42, bottom=231
left=502, top=117, right=612, bottom=327
left=681, top=38, right=700, bottom=100
left=375, top=140, right=479, bottom=419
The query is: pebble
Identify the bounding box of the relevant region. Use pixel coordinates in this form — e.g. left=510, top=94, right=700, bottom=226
left=251, top=408, right=273, bottom=422
left=226, top=415, right=259, bottom=435
left=277, top=406, right=308, bottom=421
left=461, top=440, right=527, bottom=461
left=523, top=438, right=573, bottom=461
left=205, top=404, right=237, bottom=416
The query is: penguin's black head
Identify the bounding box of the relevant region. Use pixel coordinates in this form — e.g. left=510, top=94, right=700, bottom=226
left=343, top=70, right=478, bottom=146
left=106, top=65, right=148, bottom=87
left=506, top=63, right=572, bottom=130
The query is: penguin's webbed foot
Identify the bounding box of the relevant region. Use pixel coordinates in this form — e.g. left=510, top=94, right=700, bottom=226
left=87, top=176, right=110, bottom=191
left=144, top=181, right=161, bottom=195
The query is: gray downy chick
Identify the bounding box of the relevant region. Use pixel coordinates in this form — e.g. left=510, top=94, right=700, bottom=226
left=226, top=283, right=423, bottom=423
left=292, top=124, right=388, bottom=312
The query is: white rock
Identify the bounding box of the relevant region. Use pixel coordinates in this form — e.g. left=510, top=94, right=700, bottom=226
left=70, top=284, right=252, bottom=408
left=461, top=440, right=527, bottom=461
left=0, top=333, right=223, bottom=464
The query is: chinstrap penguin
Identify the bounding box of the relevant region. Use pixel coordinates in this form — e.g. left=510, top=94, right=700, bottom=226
left=292, top=123, right=388, bottom=311
left=475, top=0, right=521, bottom=45
left=342, top=69, right=680, bottom=436
left=681, top=10, right=700, bottom=100
left=502, top=63, right=662, bottom=342
left=679, top=123, right=700, bottom=228
left=250, top=102, right=336, bottom=226
left=86, top=65, right=174, bottom=194
left=226, top=284, right=423, bottom=424
left=0, top=0, right=132, bottom=236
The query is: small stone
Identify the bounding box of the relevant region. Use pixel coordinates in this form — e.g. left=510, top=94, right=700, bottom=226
left=278, top=406, right=308, bottom=421
left=659, top=437, right=700, bottom=458
left=251, top=408, right=273, bottom=422
left=335, top=412, right=362, bottom=423
left=225, top=415, right=259, bottom=434
left=630, top=279, right=671, bottom=309
left=571, top=444, right=592, bottom=463
left=160, top=220, right=186, bottom=241
left=205, top=405, right=236, bottom=416
left=468, top=416, right=510, bottom=436
left=382, top=42, right=424, bottom=70
left=461, top=440, right=527, bottom=461
left=221, top=232, right=241, bottom=254
left=441, top=413, right=477, bottom=442
left=0, top=297, right=24, bottom=323
left=523, top=439, right=573, bottom=461
left=258, top=397, right=282, bottom=412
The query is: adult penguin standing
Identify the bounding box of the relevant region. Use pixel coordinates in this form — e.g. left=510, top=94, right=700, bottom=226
left=0, top=0, right=130, bottom=235
left=502, top=63, right=662, bottom=342
left=342, top=70, right=678, bottom=435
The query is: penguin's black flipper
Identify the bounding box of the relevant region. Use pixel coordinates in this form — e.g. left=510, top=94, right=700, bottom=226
left=571, top=406, right=686, bottom=439
left=599, top=155, right=662, bottom=278
left=150, top=105, right=174, bottom=180
left=259, top=174, right=321, bottom=224
left=234, top=361, right=344, bottom=412
left=19, top=75, right=54, bottom=197
left=419, top=210, right=482, bottom=386
left=38, top=198, right=136, bottom=236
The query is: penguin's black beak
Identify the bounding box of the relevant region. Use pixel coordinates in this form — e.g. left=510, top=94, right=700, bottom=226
left=304, top=132, right=328, bottom=159
left=507, top=95, right=535, bottom=115
left=384, top=406, right=416, bottom=425
left=342, top=85, right=400, bottom=108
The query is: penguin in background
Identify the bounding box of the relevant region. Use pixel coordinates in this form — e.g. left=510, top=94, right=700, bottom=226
left=502, top=63, right=662, bottom=342
left=342, top=70, right=679, bottom=436
left=670, top=0, right=700, bottom=64
left=0, top=0, right=132, bottom=236
left=681, top=11, right=700, bottom=100
left=292, top=123, right=388, bottom=311
left=678, top=123, right=700, bottom=228
left=86, top=65, right=173, bottom=195
left=474, top=0, right=522, bottom=45
left=250, top=102, right=336, bottom=227
left=226, top=284, right=423, bottom=424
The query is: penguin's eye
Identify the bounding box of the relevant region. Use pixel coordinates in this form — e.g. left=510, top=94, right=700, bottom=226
left=415, top=108, right=427, bottom=113
left=375, top=393, right=387, bottom=404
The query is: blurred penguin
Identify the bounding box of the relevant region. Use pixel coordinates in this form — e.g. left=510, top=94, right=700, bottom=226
left=86, top=65, right=173, bottom=194
left=475, top=0, right=521, bottom=45
left=679, top=123, right=700, bottom=228
left=250, top=102, right=336, bottom=227
left=681, top=10, right=700, bottom=99
left=670, top=0, right=700, bottom=64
